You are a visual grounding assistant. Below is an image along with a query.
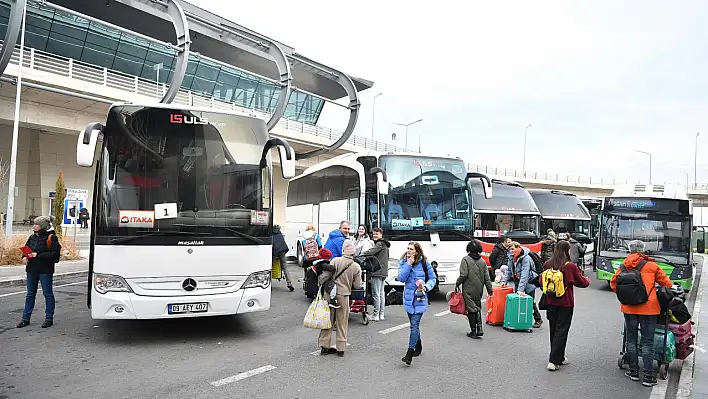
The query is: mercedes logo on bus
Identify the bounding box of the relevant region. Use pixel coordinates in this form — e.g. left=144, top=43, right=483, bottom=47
left=182, top=278, right=197, bottom=292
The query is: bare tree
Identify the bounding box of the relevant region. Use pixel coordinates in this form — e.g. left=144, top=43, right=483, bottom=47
left=0, top=158, right=9, bottom=205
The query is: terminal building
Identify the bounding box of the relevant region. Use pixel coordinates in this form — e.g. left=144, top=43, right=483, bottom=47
left=0, top=0, right=387, bottom=225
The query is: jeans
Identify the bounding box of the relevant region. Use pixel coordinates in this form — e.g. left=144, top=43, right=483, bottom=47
left=370, top=277, right=386, bottom=316
left=22, top=272, right=55, bottom=321
left=407, top=312, right=423, bottom=349
left=625, top=314, right=656, bottom=375
left=547, top=305, right=574, bottom=364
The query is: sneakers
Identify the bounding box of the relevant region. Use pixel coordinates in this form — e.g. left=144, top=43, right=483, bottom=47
left=562, top=357, right=569, bottom=365
left=533, top=319, right=543, bottom=328
left=625, top=369, right=640, bottom=381
left=642, top=375, right=657, bottom=387
left=16, top=320, right=29, bottom=328
left=547, top=362, right=560, bottom=371
left=379, top=313, right=385, bottom=321
left=371, top=314, right=380, bottom=321
left=41, top=320, right=53, bottom=328
left=320, top=347, right=337, bottom=355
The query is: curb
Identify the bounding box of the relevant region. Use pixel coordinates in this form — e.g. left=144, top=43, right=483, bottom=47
left=676, top=257, right=705, bottom=399
left=0, top=270, right=88, bottom=288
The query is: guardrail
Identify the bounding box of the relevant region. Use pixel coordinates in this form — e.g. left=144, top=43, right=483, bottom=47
left=5, top=43, right=410, bottom=154
left=468, top=164, right=708, bottom=194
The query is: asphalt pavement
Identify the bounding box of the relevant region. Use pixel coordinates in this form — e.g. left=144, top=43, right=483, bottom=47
left=0, top=262, right=690, bottom=399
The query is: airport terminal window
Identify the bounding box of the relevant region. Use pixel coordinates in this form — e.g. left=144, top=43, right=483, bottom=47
left=0, top=0, right=325, bottom=125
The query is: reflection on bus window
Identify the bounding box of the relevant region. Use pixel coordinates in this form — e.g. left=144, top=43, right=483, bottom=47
left=599, top=213, right=690, bottom=261
left=474, top=213, right=539, bottom=236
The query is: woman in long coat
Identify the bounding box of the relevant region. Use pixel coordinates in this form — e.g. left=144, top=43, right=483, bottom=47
left=455, top=240, right=493, bottom=338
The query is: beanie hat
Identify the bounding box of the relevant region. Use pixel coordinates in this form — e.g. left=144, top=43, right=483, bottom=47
left=34, top=215, right=52, bottom=231
left=318, top=248, right=333, bottom=260
left=342, top=240, right=356, bottom=256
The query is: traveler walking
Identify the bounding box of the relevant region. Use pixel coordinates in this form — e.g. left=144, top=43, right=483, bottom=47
left=272, top=225, right=294, bottom=292
left=456, top=240, right=494, bottom=338
left=399, top=242, right=436, bottom=366
left=541, top=240, right=590, bottom=371
left=318, top=241, right=362, bottom=357
left=360, top=227, right=390, bottom=321
left=610, top=240, right=672, bottom=387
left=16, top=216, right=61, bottom=329
left=502, top=244, right=544, bottom=328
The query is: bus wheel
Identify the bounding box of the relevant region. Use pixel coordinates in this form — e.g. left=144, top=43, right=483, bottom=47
left=297, top=244, right=304, bottom=268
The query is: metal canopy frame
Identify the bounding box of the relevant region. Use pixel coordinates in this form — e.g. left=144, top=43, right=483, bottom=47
left=0, top=0, right=26, bottom=77
left=184, top=11, right=292, bottom=132
left=183, top=11, right=360, bottom=158
left=41, top=0, right=191, bottom=105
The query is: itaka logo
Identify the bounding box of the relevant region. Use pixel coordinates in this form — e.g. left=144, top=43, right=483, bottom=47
left=120, top=216, right=129, bottom=223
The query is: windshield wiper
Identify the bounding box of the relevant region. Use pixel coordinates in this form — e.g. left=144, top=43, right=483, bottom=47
left=110, top=231, right=212, bottom=244
left=172, top=224, right=262, bottom=244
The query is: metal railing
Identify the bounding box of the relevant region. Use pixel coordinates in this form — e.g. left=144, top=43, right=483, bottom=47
left=5, top=43, right=411, bottom=154
left=468, top=164, right=708, bottom=194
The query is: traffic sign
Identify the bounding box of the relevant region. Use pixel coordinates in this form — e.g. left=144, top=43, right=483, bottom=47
left=66, top=188, right=88, bottom=200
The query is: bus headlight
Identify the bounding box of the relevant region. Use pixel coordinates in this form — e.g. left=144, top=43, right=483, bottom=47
left=94, top=273, right=133, bottom=294
left=670, top=265, right=693, bottom=280
left=243, top=271, right=271, bottom=289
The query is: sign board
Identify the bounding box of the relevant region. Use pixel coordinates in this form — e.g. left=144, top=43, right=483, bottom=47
left=66, top=188, right=88, bottom=200
left=250, top=210, right=269, bottom=225
left=154, top=203, right=178, bottom=220
left=118, top=210, right=155, bottom=228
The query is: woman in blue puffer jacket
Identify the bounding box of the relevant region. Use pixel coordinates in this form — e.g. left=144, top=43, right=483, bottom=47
left=398, top=241, right=436, bottom=366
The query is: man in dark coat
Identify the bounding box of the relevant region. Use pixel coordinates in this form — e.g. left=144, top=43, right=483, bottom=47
left=17, top=216, right=61, bottom=329
left=488, top=236, right=511, bottom=279
left=272, top=225, right=294, bottom=291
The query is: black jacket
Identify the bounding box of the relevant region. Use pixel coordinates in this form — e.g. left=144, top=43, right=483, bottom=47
left=24, top=230, right=61, bottom=274
left=360, top=239, right=390, bottom=278
left=488, top=242, right=508, bottom=271
left=272, top=228, right=288, bottom=259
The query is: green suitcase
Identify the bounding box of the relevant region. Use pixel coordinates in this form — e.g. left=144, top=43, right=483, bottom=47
left=503, top=293, right=534, bottom=332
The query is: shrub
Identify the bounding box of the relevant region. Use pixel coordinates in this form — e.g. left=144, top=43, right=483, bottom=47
left=53, top=171, right=65, bottom=240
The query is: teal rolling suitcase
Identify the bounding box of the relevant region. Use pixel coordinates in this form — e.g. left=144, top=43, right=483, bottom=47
left=503, top=293, right=534, bottom=333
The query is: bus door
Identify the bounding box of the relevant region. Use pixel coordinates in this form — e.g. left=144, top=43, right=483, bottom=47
left=348, top=188, right=360, bottom=227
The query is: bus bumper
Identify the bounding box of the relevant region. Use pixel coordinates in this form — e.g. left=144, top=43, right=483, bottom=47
left=596, top=269, right=614, bottom=281
left=90, top=287, right=271, bottom=319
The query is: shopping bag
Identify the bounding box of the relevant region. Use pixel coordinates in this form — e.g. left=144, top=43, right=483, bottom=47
left=303, top=291, right=332, bottom=329
left=448, top=287, right=467, bottom=315
left=271, top=258, right=282, bottom=280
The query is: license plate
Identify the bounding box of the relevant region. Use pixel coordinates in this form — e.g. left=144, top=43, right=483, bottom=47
left=168, top=303, right=208, bottom=314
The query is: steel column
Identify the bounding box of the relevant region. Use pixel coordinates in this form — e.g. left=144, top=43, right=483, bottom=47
left=154, top=0, right=191, bottom=104
left=0, top=0, right=26, bottom=77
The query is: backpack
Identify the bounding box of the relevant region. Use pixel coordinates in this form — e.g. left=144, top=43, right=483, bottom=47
left=46, top=233, right=61, bottom=263
left=304, top=238, right=319, bottom=261
left=615, top=260, right=652, bottom=306
left=528, top=251, right=544, bottom=275
left=542, top=264, right=566, bottom=298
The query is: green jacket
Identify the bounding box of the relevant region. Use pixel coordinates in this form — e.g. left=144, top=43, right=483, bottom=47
left=456, top=254, right=494, bottom=313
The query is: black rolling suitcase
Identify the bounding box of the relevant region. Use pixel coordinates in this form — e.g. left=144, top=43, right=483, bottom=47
left=304, top=266, right=319, bottom=299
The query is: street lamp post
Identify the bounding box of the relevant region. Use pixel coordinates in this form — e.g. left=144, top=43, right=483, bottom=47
left=394, top=118, right=423, bottom=150
left=636, top=150, right=652, bottom=184
left=695, top=133, right=700, bottom=189
left=371, top=92, right=382, bottom=141
left=522, top=124, right=531, bottom=177
left=5, top=3, right=27, bottom=236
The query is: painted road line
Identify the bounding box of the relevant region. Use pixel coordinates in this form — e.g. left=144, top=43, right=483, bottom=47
left=379, top=323, right=410, bottom=335
left=0, top=281, right=84, bottom=298
left=211, top=365, right=277, bottom=387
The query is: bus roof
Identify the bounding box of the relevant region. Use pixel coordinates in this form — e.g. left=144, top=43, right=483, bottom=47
left=470, top=179, right=540, bottom=214
left=610, top=183, right=688, bottom=200
left=528, top=189, right=591, bottom=220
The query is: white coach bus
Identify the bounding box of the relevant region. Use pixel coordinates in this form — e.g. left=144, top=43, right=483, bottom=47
left=283, top=152, right=492, bottom=291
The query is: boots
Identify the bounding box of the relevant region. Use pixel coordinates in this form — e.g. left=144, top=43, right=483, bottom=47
left=413, top=339, right=422, bottom=357
left=476, top=312, right=484, bottom=337
left=466, top=312, right=479, bottom=338
left=401, top=348, right=414, bottom=365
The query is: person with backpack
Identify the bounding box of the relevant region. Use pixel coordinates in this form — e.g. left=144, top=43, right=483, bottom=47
left=502, top=243, right=543, bottom=328
left=456, top=240, right=494, bottom=339
left=610, top=240, right=672, bottom=387
left=359, top=227, right=390, bottom=321
left=398, top=241, right=437, bottom=366
left=556, top=228, right=586, bottom=267
left=317, top=241, right=362, bottom=357
left=541, top=240, right=590, bottom=371
left=16, top=216, right=62, bottom=329
left=301, top=224, right=322, bottom=269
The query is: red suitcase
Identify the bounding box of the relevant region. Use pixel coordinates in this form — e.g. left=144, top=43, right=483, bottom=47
left=668, top=321, right=695, bottom=360
left=486, top=285, right=514, bottom=325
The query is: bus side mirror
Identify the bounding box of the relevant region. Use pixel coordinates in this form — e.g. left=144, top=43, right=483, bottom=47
left=370, top=167, right=388, bottom=195
left=77, top=122, right=104, bottom=167
left=261, top=138, right=296, bottom=179
left=278, top=145, right=295, bottom=179
left=466, top=172, right=493, bottom=199
left=698, top=239, right=705, bottom=254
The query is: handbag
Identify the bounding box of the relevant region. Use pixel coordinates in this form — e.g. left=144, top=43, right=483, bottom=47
left=448, top=287, right=467, bottom=315
left=538, top=293, right=548, bottom=311
left=303, top=291, right=332, bottom=329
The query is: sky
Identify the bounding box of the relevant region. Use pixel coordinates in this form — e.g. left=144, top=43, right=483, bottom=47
left=197, top=0, right=708, bottom=186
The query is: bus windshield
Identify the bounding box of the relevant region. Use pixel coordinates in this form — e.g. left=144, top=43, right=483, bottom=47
left=599, top=213, right=691, bottom=264
left=474, top=213, right=540, bottom=239
left=95, top=106, right=271, bottom=243
left=378, top=155, right=472, bottom=234
left=470, top=180, right=540, bottom=240
left=529, top=191, right=590, bottom=220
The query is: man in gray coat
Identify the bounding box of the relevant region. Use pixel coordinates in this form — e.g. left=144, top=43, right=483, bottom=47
left=360, top=227, right=390, bottom=321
